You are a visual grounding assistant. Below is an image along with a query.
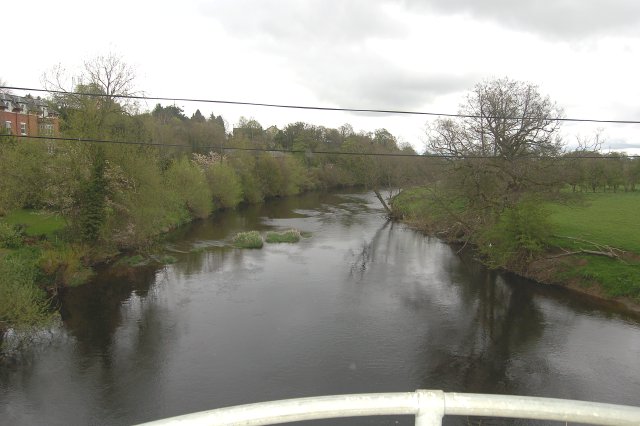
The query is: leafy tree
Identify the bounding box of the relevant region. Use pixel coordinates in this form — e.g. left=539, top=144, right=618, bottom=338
left=152, top=104, right=188, bottom=123
left=235, top=117, right=264, bottom=143
left=164, top=157, right=212, bottom=218
left=191, top=109, right=206, bottom=123
left=77, top=148, right=108, bottom=241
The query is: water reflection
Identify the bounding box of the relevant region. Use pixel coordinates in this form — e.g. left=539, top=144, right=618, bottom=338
left=1, top=190, right=639, bottom=426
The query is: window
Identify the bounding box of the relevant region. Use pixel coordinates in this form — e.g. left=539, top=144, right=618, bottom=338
left=20, top=122, right=27, bottom=135
left=39, top=123, right=54, bottom=136
left=4, top=121, right=11, bottom=134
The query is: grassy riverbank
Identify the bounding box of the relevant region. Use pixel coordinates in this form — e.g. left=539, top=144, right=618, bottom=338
left=545, top=193, right=640, bottom=301
left=392, top=188, right=640, bottom=304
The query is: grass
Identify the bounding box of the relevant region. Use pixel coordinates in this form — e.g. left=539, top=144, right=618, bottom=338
left=546, top=192, right=640, bottom=300
left=1, top=209, right=65, bottom=239
left=547, top=192, right=640, bottom=252
left=116, top=254, right=149, bottom=267
left=265, top=229, right=301, bottom=243
left=232, top=231, right=264, bottom=249
left=555, top=256, right=640, bottom=299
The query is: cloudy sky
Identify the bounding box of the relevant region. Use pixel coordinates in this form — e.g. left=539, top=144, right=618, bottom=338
left=4, top=0, right=640, bottom=153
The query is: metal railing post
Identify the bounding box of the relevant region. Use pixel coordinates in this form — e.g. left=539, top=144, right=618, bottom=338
left=415, top=390, right=445, bottom=426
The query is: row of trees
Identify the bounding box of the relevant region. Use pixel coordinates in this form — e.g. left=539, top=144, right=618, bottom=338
left=1, top=55, right=427, bottom=252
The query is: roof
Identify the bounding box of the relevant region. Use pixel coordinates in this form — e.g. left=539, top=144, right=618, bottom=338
left=0, top=93, right=49, bottom=111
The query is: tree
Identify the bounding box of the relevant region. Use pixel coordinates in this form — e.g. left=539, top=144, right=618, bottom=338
left=427, top=78, right=564, bottom=218
left=191, top=109, right=205, bottom=123
left=82, top=53, right=138, bottom=112
left=428, top=78, right=563, bottom=159
left=44, top=53, right=138, bottom=118
left=152, top=104, right=187, bottom=123
left=420, top=78, right=567, bottom=262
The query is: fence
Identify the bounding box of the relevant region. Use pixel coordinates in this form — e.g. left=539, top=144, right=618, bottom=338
left=136, top=390, right=640, bottom=425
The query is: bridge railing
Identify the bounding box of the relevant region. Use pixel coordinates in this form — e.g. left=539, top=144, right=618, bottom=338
left=136, top=390, right=640, bottom=426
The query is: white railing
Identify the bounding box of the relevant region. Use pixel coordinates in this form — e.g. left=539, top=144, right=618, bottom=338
left=136, top=390, right=640, bottom=426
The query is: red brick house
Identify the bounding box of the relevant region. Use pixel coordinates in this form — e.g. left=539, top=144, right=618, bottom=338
left=0, top=93, right=59, bottom=137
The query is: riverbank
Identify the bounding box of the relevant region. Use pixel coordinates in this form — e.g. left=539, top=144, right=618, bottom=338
left=5, top=190, right=640, bottom=425
left=391, top=187, right=640, bottom=310
left=0, top=185, right=362, bottom=336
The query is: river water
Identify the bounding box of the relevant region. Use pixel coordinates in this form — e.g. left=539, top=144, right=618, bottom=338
left=1, top=191, right=639, bottom=425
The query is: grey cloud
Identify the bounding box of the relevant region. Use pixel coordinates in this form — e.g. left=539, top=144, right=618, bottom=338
left=200, top=0, right=405, bottom=45
left=401, top=0, right=640, bottom=39
left=309, top=66, right=475, bottom=110
left=198, top=0, right=477, bottom=110
left=605, top=139, right=640, bottom=150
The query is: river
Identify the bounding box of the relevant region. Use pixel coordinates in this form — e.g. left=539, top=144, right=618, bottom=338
left=1, top=191, right=639, bottom=425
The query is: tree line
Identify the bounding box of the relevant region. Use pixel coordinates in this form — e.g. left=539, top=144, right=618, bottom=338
left=2, top=55, right=639, bottom=335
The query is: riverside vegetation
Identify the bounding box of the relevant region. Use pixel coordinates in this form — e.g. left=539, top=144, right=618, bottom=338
left=2, top=57, right=640, bottom=339
left=0, top=55, right=424, bottom=336
left=391, top=78, right=640, bottom=306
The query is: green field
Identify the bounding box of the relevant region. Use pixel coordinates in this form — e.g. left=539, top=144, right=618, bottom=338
left=547, top=192, right=640, bottom=300
left=548, top=192, right=640, bottom=252
left=1, top=209, right=66, bottom=239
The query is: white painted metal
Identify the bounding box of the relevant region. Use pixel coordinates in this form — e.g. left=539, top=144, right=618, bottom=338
left=414, top=390, right=444, bottom=426
left=136, top=390, right=640, bottom=426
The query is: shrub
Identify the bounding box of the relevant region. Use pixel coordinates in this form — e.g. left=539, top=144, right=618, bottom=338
left=164, top=157, right=213, bottom=219
left=0, top=222, right=23, bottom=249
left=205, top=162, right=243, bottom=209
left=39, top=244, right=94, bottom=287
left=478, top=200, right=553, bottom=268
left=265, top=229, right=301, bottom=243
left=0, top=249, right=51, bottom=332
left=101, top=148, right=191, bottom=248
left=232, top=231, right=263, bottom=249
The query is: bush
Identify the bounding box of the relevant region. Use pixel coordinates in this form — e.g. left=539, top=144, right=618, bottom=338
left=164, top=157, right=213, bottom=219
left=479, top=200, right=553, bottom=268
left=39, top=244, right=94, bottom=287
left=265, top=229, right=301, bottom=243
left=0, top=222, right=23, bottom=249
left=205, top=162, right=243, bottom=209
left=232, top=231, right=263, bottom=249
left=101, top=147, right=191, bottom=248
left=0, top=249, right=51, bottom=332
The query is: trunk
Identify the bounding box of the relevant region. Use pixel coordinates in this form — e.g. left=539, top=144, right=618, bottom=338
left=373, top=188, right=391, bottom=215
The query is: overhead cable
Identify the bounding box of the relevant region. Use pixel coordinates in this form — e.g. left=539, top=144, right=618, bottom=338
left=2, top=85, right=640, bottom=125
left=1, top=134, right=637, bottom=159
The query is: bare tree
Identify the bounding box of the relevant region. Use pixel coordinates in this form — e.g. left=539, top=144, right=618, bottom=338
left=83, top=53, right=137, bottom=110
left=426, top=78, right=564, bottom=218
left=428, top=78, right=563, bottom=160
left=43, top=52, right=139, bottom=113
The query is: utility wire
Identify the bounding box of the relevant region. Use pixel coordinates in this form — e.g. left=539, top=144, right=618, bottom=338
left=1, top=134, right=637, bottom=159
left=2, top=85, right=640, bottom=125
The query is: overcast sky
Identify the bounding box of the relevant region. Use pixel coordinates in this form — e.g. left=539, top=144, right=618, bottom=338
left=4, top=0, right=640, bottom=153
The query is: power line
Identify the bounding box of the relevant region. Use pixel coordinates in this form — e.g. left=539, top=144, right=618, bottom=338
left=1, top=134, right=637, bottom=159
left=2, top=85, right=640, bottom=125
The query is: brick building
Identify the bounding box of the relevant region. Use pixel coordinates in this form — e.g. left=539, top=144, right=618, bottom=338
left=0, top=93, right=59, bottom=137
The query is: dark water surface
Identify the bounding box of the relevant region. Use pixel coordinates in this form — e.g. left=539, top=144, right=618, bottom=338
left=1, top=191, right=639, bottom=425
